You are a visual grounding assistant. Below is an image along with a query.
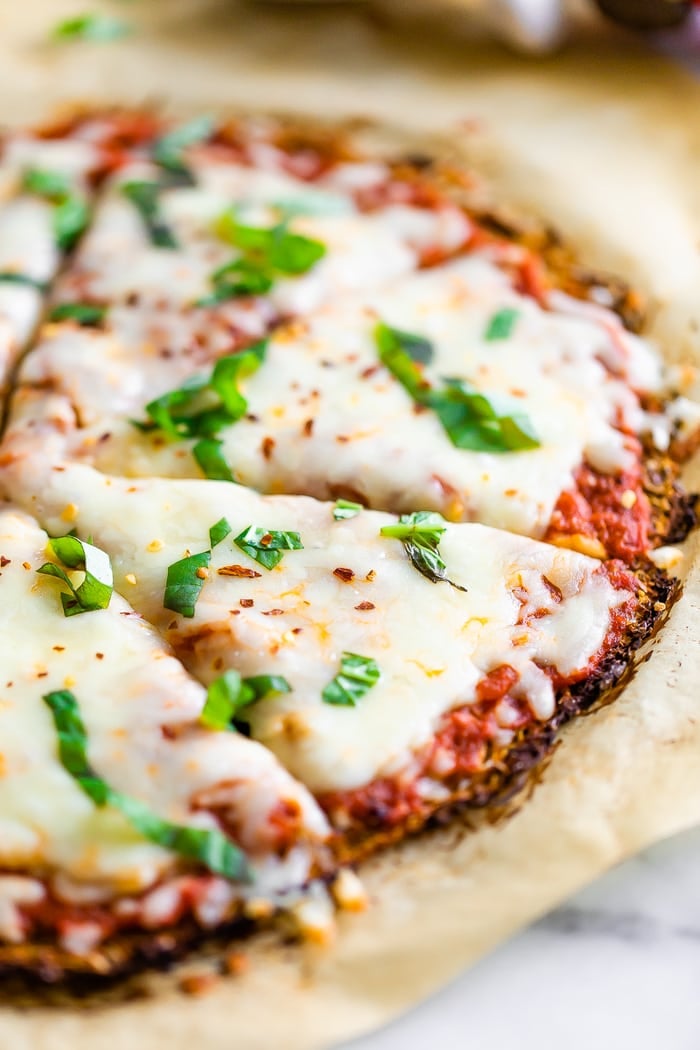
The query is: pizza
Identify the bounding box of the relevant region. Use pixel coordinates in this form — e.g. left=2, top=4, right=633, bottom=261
left=0, top=107, right=697, bottom=982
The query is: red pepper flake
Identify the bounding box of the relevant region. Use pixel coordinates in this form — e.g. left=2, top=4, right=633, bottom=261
left=0, top=556, right=10, bottom=567
left=95, top=652, right=104, bottom=660
left=179, top=972, right=219, bottom=997
left=360, top=364, right=380, bottom=380
left=240, top=598, right=254, bottom=608
left=22, top=562, right=31, bottom=570
left=365, top=569, right=376, bottom=582
left=262, top=608, right=284, bottom=616
left=336, top=435, right=350, bottom=444
left=260, top=533, right=273, bottom=548
left=222, top=951, right=249, bottom=977
left=333, top=567, right=355, bottom=582
left=302, top=418, right=314, bottom=437
left=261, top=436, right=275, bottom=461
left=355, top=601, right=375, bottom=611
left=37, top=672, right=48, bottom=679
left=218, top=565, right=262, bottom=579
left=52, top=645, right=65, bottom=652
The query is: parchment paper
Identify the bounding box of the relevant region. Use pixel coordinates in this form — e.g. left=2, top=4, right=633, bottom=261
left=0, top=3, right=699, bottom=1047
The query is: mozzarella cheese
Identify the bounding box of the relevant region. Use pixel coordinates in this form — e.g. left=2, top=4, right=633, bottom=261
left=0, top=134, right=101, bottom=395
left=0, top=504, right=329, bottom=933
left=11, top=254, right=677, bottom=540
left=3, top=464, right=634, bottom=794
left=54, top=158, right=469, bottom=315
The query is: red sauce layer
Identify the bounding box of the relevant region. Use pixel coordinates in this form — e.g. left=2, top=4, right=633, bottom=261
left=320, top=563, right=639, bottom=834
left=545, top=449, right=652, bottom=563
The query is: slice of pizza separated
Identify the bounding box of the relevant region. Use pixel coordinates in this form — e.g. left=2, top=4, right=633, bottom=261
left=0, top=109, right=698, bottom=980
left=0, top=504, right=336, bottom=980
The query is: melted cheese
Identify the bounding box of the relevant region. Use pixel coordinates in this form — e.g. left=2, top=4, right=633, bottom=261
left=0, top=133, right=102, bottom=393
left=0, top=505, right=328, bottom=916
left=54, top=159, right=468, bottom=315
left=4, top=465, right=633, bottom=794
left=12, top=255, right=677, bottom=540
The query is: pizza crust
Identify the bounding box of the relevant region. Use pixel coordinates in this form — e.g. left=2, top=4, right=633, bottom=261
left=0, top=3, right=699, bottom=1048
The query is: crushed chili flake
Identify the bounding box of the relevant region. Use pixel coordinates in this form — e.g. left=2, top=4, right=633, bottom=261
left=355, top=601, right=375, bottom=611
left=261, top=436, right=275, bottom=460
left=333, top=567, right=355, bottom=582
left=240, top=598, right=254, bottom=608
left=218, top=565, right=262, bottom=578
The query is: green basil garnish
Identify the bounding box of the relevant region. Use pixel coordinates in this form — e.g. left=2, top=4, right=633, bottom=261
left=134, top=340, right=267, bottom=441
left=322, top=652, right=380, bottom=707
left=374, top=320, right=540, bottom=453
left=233, top=526, right=303, bottom=571
left=163, top=550, right=211, bottom=617
left=200, top=670, right=291, bottom=731
left=333, top=499, right=363, bottom=521
left=37, top=535, right=113, bottom=616
left=209, top=517, right=233, bottom=548
left=0, top=272, right=47, bottom=291
left=43, top=689, right=250, bottom=881
left=51, top=15, right=131, bottom=42
left=193, top=438, right=235, bottom=482
left=216, top=212, right=326, bottom=276
left=121, top=180, right=179, bottom=249
left=152, top=115, right=215, bottom=184
left=196, top=258, right=274, bottom=307
left=23, top=168, right=89, bottom=252
left=49, top=302, right=107, bottom=326
left=484, top=307, right=520, bottom=341
left=380, top=510, right=467, bottom=590
left=373, top=322, right=434, bottom=365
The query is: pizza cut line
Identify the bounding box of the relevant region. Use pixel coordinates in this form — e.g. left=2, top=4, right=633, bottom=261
left=0, top=108, right=697, bottom=981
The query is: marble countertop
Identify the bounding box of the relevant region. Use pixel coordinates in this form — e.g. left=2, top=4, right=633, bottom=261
left=345, top=825, right=700, bottom=1049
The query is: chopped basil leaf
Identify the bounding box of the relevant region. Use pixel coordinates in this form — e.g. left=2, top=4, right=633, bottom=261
left=484, top=307, right=520, bottom=341
left=333, top=499, right=363, bottom=521
left=374, top=320, right=540, bottom=453
left=22, top=168, right=71, bottom=199
left=122, top=180, right=179, bottom=249
left=233, top=526, right=303, bottom=571
left=54, top=196, right=89, bottom=251
left=374, top=321, right=434, bottom=365
left=193, top=438, right=235, bottom=482
left=136, top=341, right=267, bottom=440
left=380, top=510, right=467, bottom=590
left=163, top=550, right=211, bottom=617
left=433, top=378, right=540, bottom=452
left=152, top=115, right=215, bottom=182
left=322, top=652, right=380, bottom=707
left=49, top=302, right=107, bottom=326
left=196, top=258, right=274, bottom=307
left=200, top=670, right=291, bottom=731
left=0, top=272, right=47, bottom=291
left=51, top=15, right=131, bottom=42
left=37, top=535, right=113, bottom=616
left=43, top=689, right=250, bottom=881
left=22, top=169, right=88, bottom=252
left=216, top=211, right=326, bottom=276
left=209, top=517, right=232, bottom=548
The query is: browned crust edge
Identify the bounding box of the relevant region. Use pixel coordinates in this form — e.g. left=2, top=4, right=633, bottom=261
left=0, top=109, right=693, bottom=991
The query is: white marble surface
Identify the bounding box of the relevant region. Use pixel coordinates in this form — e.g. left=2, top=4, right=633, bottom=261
left=344, top=825, right=700, bottom=1049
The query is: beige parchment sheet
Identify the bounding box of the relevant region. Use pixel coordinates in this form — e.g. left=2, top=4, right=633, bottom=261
left=0, top=2, right=699, bottom=1047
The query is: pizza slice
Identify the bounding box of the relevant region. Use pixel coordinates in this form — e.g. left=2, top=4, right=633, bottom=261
left=0, top=504, right=333, bottom=979
left=8, top=254, right=698, bottom=564
left=0, top=108, right=175, bottom=400
left=2, top=462, right=671, bottom=859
